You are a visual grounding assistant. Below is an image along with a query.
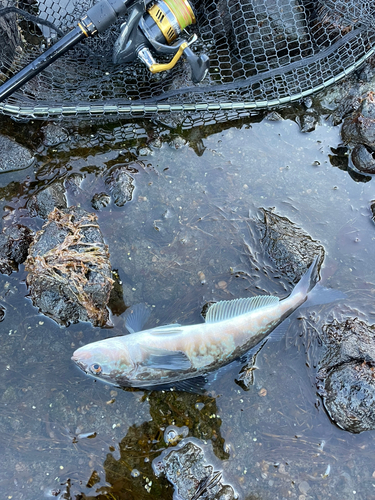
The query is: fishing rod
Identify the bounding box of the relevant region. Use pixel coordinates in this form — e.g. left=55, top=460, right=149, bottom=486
left=0, top=0, right=209, bottom=103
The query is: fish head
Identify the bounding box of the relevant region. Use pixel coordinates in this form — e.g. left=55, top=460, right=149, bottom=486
left=71, top=338, right=134, bottom=386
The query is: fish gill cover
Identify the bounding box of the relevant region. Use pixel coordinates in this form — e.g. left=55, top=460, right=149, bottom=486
left=0, top=0, right=374, bottom=121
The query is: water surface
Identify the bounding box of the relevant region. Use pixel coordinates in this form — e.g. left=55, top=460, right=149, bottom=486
left=1, top=112, right=375, bottom=500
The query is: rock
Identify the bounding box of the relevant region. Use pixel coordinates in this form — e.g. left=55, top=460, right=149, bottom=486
left=351, top=144, right=375, bottom=174
left=0, top=0, right=20, bottom=74
left=342, top=92, right=375, bottom=148
left=105, top=165, right=136, bottom=207
left=27, top=181, right=67, bottom=219
left=91, top=192, right=111, bottom=210
left=298, top=110, right=319, bottom=133
left=0, top=224, right=33, bottom=275
left=41, top=123, right=69, bottom=147
left=323, top=360, right=375, bottom=434
left=0, top=134, right=35, bottom=172
left=317, top=318, right=375, bottom=433
left=153, top=439, right=237, bottom=500
left=257, top=208, right=324, bottom=283
left=25, top=207, right=113, bottom=326
left=64, top=173, right=84, bottom=197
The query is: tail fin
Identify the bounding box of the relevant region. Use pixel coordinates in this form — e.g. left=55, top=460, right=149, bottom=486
left=290, top=256, right=346, bottom=307
left=290, top=255, right=320, bottom=298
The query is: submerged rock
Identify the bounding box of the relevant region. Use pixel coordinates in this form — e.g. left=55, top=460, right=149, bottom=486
left=41, top=123, right=69, bottom=147
left=0, top=134, right=35, bottom=172
left=0, top=2, right=20, bottom=73
left=27, top=181, right=67, bottom=219
left=351, top=144, right=375, bottom=174
left=91, top=192, right=111, bottom=211
left=0, top=224, right=33, bottom=275
left=257, top=208, right=324, bottom=282
left=342, top=92, right=375, bottom=148
left=25, top=207, right=113, bottom=326
left=153, top=439, right=237, bottom=500
left=105, top=164, right=136, bottom=207
left=317, top=317, right=375, bottom=433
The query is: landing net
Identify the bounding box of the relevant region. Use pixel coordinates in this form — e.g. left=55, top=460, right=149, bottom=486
left=0, top=0, right=374, bottom=121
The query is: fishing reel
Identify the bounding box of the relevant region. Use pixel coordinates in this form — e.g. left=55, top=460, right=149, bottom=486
left=113, top=0, right=209, bottom=83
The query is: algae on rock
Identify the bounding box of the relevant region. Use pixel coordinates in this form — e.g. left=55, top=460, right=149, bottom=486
left=25, top=206, right=113, bottom=326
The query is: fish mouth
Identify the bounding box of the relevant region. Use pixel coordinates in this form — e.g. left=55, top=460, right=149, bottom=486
left=71, top=356, right=88, bottom=373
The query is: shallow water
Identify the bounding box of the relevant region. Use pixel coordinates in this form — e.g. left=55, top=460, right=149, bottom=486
left=1, top=109, right=375, bottom=500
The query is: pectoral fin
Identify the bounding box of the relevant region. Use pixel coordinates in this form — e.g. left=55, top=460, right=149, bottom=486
left=138, top=375, right=207, bottom=394
left=140, top=345, right=192, bottom=370
left=125, top=304, right=151, bottom=333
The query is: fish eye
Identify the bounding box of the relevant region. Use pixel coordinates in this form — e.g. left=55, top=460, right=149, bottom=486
left=90, top=363, right=102, bottom=375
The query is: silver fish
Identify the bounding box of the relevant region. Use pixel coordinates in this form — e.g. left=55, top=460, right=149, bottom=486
left=72, top=257, right=320, bottom=389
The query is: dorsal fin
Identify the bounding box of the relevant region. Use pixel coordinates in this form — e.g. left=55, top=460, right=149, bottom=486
left=205, top=296, right=279, bottom=323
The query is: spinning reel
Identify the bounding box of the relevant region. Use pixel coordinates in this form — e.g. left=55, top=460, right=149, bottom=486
left=0, top=0, right=209, bottom=103
left=113, top=0, right=209, bottom=83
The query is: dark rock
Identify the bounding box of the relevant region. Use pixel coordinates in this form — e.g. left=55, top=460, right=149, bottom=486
left=257, top=208, right=324, bottom=283
left=91, top=192, right=111, bottom=210
left=0, top=0, right=20, bottom=74
left=153, top=439, right=237, bottom=500
left=351, top=144, right=375, bottom=173
left=0, top=224, right=33, bottom=275
left=41, top=124, right=69, bottom=147
left=25, top=207, right=113, bottom=326
left=105, top=165, right=136, bottom=207
left=323, top=360, right=375, bottom=434
left=342, top=93, right=375, bottom=148
left=298, top=110, right=319, bottom=133
left=107, top=270, right=126, bottom=316
left=27, top=181, right=67, bottom=219
left=0, top=134, right=35, bottom=172
left=64, top=174, right=84, bottom=197
left=317, top=318, right=375, bottom=433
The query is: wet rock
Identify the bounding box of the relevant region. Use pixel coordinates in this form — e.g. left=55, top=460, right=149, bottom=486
left=371, top=201, right=375, bottom=222
left=257, top=208, right=324, bottom=282
left=107, top=270, right=126, bottom=316
left=64, top=173, right=84, bottom=197
left=0, top=224, right=33, bottom=274
left=351, top=144, right=375, bottom=174
left=153, top=439, right=237, bottom=500
left=169, top=136, right=187, bottom=149
left=41, top=123, right=69, bottom=147
left=105, top=165, right=136, bottom=207
left=0, top=304, right=5, bottom=321
left=342, top=93, right=375, bottom=148
left=298, top=110, right=319, bottom=133
left=0, top=1, right=20, bottom=73
left=25, top=207, right=113, bottom=326
left=164, top=425, right=189, bottom=446
left=0, top=134, right=35, bottom=172
left=27, top=181, right=67, bottom=219
left=317, top=318, right=375, bottom=433
left=91, top=192, right=111, bottom=210
left=323, top=361, right=375, bottom=434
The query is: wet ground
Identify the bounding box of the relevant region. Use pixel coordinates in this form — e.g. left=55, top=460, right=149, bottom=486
left=1, top=93, right=375, bottom=500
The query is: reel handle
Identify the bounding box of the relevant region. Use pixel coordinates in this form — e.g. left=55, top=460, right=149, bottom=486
left=183, top=46, right=209, bottom=84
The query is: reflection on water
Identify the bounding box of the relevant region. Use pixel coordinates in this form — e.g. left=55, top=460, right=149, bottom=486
left=1, top=111, right=375, bottom=500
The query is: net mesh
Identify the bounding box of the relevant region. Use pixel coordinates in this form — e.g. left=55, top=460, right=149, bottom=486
left=0, top=0, right=374, bottom=120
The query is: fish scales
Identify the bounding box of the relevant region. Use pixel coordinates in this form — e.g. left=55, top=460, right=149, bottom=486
left=72, top=257, right=319, bottom=388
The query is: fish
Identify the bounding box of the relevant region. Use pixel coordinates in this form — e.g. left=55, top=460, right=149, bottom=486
left=71, top=256, right=327, bottom=390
